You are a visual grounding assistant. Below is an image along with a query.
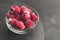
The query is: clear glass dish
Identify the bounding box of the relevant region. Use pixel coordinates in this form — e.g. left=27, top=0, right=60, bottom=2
left=5, top=2, right=39, bottom=34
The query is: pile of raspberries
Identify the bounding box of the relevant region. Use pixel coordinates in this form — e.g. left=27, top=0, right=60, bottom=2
left=7, top=5, right=38, bottom=30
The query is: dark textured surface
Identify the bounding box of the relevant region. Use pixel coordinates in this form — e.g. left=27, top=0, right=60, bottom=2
left=0, top=0, right=44, bottom=40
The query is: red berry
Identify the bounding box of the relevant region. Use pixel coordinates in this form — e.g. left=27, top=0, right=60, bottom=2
left=16, top=21, right=25, bottom=30
left=25, top=19, right=34, bottom=29
left=23, top=9, right=32, bottom=14
left=31, top=13, right=38, bottom=22
left=22, top=11, right=30, bottom=20
left=20, top=5, right=32, bottom=14
left=20, top=5, right=28, bottom=11
left=7, top=13, right=15, bottom=18
left=28, top=9, right=32, bottom=13
left=9, top=18, right=17, bottom=26
left=16, top=15, right=21, bottom=20
left=11, top=5, right=20, bottom=15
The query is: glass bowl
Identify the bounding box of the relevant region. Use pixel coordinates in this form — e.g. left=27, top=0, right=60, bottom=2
left=5, top=2, right=39, bottom=34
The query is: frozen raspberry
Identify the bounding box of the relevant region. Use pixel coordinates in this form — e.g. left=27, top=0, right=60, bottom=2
left=28, top=9, right=32, bottom=13
left=16, top=15, right=21, bottom=20
left=22, top=11, right=30, bottom=21
left=31, top=13, right=38, bottom=22
left=9, top=18, right=17, bottom=26
left=11, top=5, right=20, bottom=15
left=20, top=5, right=28, bottom=11
left=7, top=13, right=15, bottom=18
left=16, top=21, right=25, bottom=30
left=20, top=5, right=32, bottom=14
left=25, top=19, right=34, bottom=29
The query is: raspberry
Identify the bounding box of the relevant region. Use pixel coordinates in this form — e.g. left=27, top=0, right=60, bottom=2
left=9, top=18, right=17, bottom=26
left=28, top=9, right=32, bottom=13
left=16, top=21, right=25, bottom=30
left=25, top=19, right=34, bottom=29
left=20, top=5, right=28, bottom=11
left=22, top=11, right=30, bottom=21
left=7, top=13, right=15, bottom=18
left=31, top=13, right=38, bottom=22
left=16, top=15, right=21, bottom=20
left=20, top=5, right=32, bottom=14
left=11, top=5, right=20, bottom=15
